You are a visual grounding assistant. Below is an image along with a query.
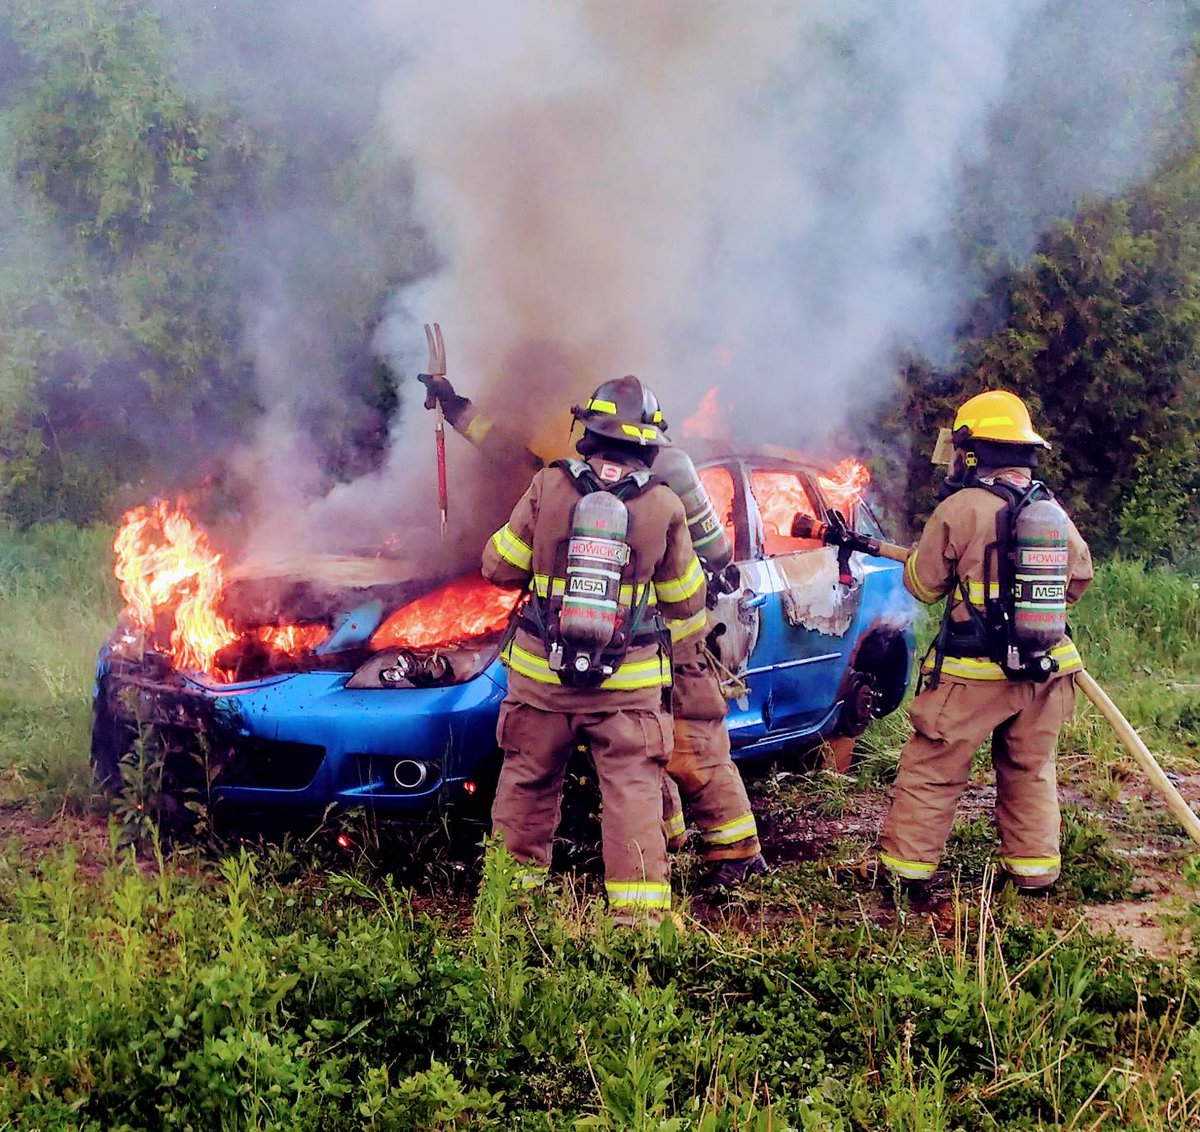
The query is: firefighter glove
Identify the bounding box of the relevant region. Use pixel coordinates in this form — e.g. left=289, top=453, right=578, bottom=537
left=417, top=373, right=465, bottom=414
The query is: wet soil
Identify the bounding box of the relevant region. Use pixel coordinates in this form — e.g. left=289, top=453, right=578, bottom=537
left=2, top=768, right=1197, bottom=955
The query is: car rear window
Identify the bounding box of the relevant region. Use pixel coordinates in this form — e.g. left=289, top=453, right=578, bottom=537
left=749, top=470, right=821, bottom=556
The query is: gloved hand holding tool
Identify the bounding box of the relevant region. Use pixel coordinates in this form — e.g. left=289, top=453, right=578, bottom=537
left=797, top=511, right=1200, bottom=846
left=419, top=322, right=449, bottom=539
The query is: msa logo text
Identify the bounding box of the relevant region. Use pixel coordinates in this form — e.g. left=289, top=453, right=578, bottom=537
left=568, top=577, right=607, bottom=597
left=1031, top=583, right=1065, bottom=601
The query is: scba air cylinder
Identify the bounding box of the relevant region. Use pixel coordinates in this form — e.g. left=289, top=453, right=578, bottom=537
left=559, top=492, right=631, bottom=661
left=1012, top=497, right=1069, bottom=653
left=654, top=448, right=733, bottom=571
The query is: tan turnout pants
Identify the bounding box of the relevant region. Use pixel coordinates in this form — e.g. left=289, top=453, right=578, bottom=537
left=491, top=699, right=673, bottom=918
left=878, top=672, right=1076, bottom=888
left=662, top=648, right=760, bottom=862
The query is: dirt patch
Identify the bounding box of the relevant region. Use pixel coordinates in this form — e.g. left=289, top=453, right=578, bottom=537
left=0, top=803, right=118, bottom=880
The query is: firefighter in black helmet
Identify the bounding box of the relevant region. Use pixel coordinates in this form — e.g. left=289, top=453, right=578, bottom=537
left=482, top=375, right=706, bottom=922
left=422, top=345, right=764, bottom=891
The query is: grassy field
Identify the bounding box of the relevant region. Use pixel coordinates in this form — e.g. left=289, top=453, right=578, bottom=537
left=1, top=524, right=1199, bottom=1129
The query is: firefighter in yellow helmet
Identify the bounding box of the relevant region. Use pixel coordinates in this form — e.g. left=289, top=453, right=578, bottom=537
left=878, top=390, right=1093, bottom=896
left=481, top=377, right=708, bottom=922
left=421, top=363, right=765, bottom=889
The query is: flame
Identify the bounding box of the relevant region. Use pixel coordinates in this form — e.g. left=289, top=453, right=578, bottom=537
left=818, top=458, right=871, bottom=520
left=681, top=387, right=730, bottom=441
left=255, top=624, right=330, bottom=653
left=750, top=471, right=819, bottom=554
left=370, top=575, right=521, bottom=651
left=699, top=465, right=736, bottom=552
left=114, top=502, right=237, bottom=673
left=114, top=501, right=330, bottom=676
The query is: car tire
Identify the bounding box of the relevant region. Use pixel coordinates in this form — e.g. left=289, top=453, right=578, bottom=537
left=90, top=678, right=131, bottom=794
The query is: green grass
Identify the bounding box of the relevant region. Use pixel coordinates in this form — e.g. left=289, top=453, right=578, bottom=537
left=1, top=840, right=1199, bottom=1130
left=0, top=523, right=119, bottom=810
left=1, top=528, right=1199, bottom=1128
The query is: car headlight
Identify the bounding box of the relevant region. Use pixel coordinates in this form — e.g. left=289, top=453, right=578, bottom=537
left=346, top=640, right=501, bottom=689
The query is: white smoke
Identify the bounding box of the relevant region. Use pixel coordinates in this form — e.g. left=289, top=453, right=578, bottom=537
left=366, top=1, right=1184, bottom=453
left=199, top=0, right=1191, bottom=561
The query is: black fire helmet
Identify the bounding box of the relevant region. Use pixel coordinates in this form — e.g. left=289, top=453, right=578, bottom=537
left=570, top=375, right=671, bottom=447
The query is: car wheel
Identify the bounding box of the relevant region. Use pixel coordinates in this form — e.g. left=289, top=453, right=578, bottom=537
left=838, top=669, right=882, bottom=739
left=90, top=679, right=132, bottom=794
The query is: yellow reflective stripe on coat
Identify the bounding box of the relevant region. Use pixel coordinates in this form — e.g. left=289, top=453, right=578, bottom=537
left=604, top=880, right=671, bottom=910
left=665, top=810, right=686, bottom=839
left=964, top=580, right=1002, bottom=604
left=490, top=524, right=533, bottom=572
left=701, top=812, right=758, bottom=845
left=879, top=852, right=937, bottom=880
left=464, top=413, right=495, bottom=445
left=904, top=553, right=944, bottom=604
left=599, top=653, right=672, bottom=690
left=667, top=609, right=707, bottom=644
left=501, top=642, right=671, bottom=690
left=531, top=573, right=657, bottom=607
left=502, top=642, right=561, bottom=685
left=656, top=555, right=705, bottom=604
left=999, top=855, right=1061, bottom=877
left=925, top=639, right=1083, bottom=681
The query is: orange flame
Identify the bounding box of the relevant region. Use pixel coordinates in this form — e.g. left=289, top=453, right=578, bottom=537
left=699, top=465, right=736, bottom=553
left=370, top=575, right=521, bottom=651
left=114, top=502, right=333, bottom=676
left=681, top=387, right=730, bottom=441
left=114, top=502, right=237, bottom=674
left=750, top=471, right=819, bottom=554
left=818, top=458, right=871, bottom=520
left=255, top=624, right=330, bottom=653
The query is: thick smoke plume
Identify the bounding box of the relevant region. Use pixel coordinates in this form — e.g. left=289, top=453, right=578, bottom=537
left=328, top=0, right=1186, bottom=562
left=373, top=0, right=1186, bottom=428
left=2, top=1, right=1191, bottom=565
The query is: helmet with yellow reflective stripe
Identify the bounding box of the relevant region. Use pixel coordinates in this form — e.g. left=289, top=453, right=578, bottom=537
left=952, top=390, right=1049, bottom=448
left=571, top=375, right=671, bottom=447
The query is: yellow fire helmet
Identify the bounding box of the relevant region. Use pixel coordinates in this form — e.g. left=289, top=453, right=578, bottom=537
left=952, top=389, right=1049, bottom=448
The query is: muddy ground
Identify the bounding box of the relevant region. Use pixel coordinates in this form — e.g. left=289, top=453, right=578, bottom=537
left=4, top=761, right=1197, bottom=961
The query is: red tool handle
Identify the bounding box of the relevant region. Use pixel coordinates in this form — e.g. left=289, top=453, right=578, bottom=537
left=434, top=403, right=448, bottom=534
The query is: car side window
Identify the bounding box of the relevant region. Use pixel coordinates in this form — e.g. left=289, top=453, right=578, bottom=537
left=698, top=464, right=739, bottom=559
left=855, top=499, right=886, bottom=539
left=748, top=470, right=822, bottom=557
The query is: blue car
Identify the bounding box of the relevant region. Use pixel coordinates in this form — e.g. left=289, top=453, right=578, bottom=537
left=91, top=445, right=915, bottom=819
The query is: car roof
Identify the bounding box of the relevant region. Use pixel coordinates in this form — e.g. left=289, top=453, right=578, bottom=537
left=683, top=438, right=825, bottom=475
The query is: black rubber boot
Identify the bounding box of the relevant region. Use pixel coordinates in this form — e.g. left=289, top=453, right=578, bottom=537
left=701, top=852, right=768, bottom=892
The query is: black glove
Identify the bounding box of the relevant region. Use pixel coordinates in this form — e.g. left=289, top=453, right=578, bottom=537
left=417, top=373, right=460, bottom=411
left=705, top=562, right=741, bottom=608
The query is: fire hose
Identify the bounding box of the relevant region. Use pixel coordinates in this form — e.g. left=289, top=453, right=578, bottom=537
left=793, top=512, right=1200, bottom=846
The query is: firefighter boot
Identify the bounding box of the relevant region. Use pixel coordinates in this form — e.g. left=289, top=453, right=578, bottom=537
left=700, top=852, right=768, bottom=892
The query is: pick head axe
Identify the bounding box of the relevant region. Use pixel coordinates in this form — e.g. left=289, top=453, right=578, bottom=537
left=423, top=322, right=448, bottom=539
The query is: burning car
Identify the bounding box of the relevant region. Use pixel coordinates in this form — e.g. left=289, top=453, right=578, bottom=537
left=91, top=446, right=915, bottom=821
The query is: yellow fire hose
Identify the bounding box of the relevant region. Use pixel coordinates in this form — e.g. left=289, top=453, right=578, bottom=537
left=1074, top=669, right=1200, bottom=846
left=804, top=518, right=1200, bottom=846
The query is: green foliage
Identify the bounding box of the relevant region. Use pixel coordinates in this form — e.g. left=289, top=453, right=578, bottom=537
left=0, top=529, right=1196, bottom=1129
left=0, top=522, right=117, bottom=808
left=968, top=198, right=1200, bottom=559
left=2, top=836, right=1197, bottom=1130
left=0, top=0, right=425, bottom=526
left=1058, top=805, right=1135, bottom=902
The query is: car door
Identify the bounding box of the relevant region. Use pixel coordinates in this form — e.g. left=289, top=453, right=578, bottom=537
left=739, top=461, right=863, bottom=735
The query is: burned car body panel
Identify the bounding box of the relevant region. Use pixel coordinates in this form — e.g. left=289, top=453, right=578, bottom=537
left=92, top=447, right=916, bottom=818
